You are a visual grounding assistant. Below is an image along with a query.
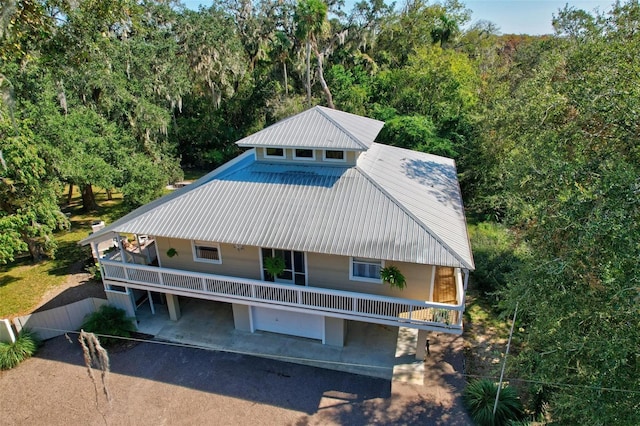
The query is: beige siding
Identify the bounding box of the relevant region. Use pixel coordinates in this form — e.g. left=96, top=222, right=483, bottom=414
left=306, top=252, right=432, bottom=301
left=255, top=147, right=358, bottom=166
left=156, top=237, right=262, bottom=280
left=155, top=238, right=431, bottom=301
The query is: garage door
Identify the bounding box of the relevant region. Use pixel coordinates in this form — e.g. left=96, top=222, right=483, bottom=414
left=252, top=307, right=323, bottom=340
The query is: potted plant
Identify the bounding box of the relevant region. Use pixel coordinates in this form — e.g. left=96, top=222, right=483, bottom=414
left=380, top=265, right=407, bottom=290
left=264, top=256, right=285, bottom=279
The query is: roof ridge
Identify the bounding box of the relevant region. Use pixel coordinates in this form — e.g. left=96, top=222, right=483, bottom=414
left=355, top=163, right=473, bottom=270
left=316, top=106, right=369, bottom=150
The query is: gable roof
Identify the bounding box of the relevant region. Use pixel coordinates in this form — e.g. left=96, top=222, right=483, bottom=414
left=235, top=106, right=384, bottom=151
left=82, top=108, right=474, bottom=270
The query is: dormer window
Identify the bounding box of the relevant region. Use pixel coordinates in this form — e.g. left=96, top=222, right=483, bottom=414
left=294, top=149, right=315, bottom=160
left=265, top=147, right=285, bottom=158
left=324, top=150, right=345, bottom=162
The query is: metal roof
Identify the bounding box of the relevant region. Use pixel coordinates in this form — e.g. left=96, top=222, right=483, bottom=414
left=358, top=144, right=474, bottom=269
left=235, top=106, right=384, bottom=151
left=82, top=108, right=474, bottom=269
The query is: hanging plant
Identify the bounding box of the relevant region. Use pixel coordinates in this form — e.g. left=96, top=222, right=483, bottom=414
left=380, top=265, right=407, bottom=290
left=166, top=248, right=178, bottom=258
left=264, top=256, right=285, bottom=278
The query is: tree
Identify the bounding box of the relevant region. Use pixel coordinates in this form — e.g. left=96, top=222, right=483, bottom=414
left=484, top=3, right=640, bottom=423
left=294, top=0, right=329, bottom=106
left=0, top=119, right=68, bottom=262
left=377, top=114, right=457, bottom=157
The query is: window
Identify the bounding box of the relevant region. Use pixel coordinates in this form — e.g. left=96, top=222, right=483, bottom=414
left=192, top=241, right=222, bottom=264
left=261, top=248, right=306, bottom=286
left=324, top=150, right=345, bottom=162
left=265, top=147, right=285, bottom=158
left=106, top=285, right=128, bottom=293
left=294, top=149, right=315, bottom=160
left=350, top=257, right=383, bottom=283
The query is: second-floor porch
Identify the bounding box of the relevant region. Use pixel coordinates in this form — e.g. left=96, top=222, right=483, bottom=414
left=99, top=256, right=467, bottom=334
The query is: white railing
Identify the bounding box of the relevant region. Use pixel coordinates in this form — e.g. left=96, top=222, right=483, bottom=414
left=100, top=260, right=463, bottom=331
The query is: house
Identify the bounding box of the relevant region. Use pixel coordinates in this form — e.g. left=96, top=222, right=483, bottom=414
left=80, top=106, right=474, bottom=354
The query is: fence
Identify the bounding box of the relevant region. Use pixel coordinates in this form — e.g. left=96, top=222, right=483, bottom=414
left=3, top=298, right=108, bottom=342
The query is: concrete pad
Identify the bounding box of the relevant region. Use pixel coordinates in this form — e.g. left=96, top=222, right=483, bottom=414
left=392, top=326, right=426, bottom=385
left=138, top=298, right=402, bottom=379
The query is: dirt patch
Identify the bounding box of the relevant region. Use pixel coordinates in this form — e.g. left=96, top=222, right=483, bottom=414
left=33, top=259, right=107, bottom=313
left=462, top=290, right=510, bottom=380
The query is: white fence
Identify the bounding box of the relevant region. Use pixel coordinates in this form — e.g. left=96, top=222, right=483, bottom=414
left=9, top=298, right=108, bottom=341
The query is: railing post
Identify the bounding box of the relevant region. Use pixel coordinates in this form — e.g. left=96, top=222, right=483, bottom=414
left=202, top=277, right=207, bottom=292
left=297, top=289, right=302, bottom=305
left=353, top=297, right=357, bottom=313
left=158, top=270, right=164, bottom=286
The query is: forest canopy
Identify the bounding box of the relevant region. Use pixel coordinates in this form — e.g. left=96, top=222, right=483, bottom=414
left=0, top=0, right=638, bottom=423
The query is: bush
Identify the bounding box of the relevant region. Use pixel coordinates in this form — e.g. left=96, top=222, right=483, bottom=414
left=81, top=305, right=136, bottom=346
left=0, top=329, right=40, bottom=370
left=85, top=262, right=102, bottom=280
left=469, top=222, right=523, bottom=299
left=464, top=379, right=524, bottom=426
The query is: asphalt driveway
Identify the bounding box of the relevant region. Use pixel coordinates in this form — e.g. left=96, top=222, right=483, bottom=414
left=0, top=335, right=471, bottom=425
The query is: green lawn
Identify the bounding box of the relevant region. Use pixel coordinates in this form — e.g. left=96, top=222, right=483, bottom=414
left=0, top=188, right=128, bottom=318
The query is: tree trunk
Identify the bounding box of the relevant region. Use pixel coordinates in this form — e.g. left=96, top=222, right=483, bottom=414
left=20, top=230, right=44, bottom=262
left=283, top=62, right=288, bottom=96
left=81, top=184, right=98, bottom=212
left=314, top=48, right=335, bottom=109
left=67, top=184, right=73, bottom=205
left=305, top=39, right=311, bottom=107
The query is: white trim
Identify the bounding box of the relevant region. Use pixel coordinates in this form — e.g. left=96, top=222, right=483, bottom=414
left=192, top=240, right=222, bottom=264
left=323, top=149, right=346, bottom=162
left=264, top=147, right=286, bottom=159
left=349, top=257, right=384, bottom=284
left=429, top=266, right=436, bottom=301
left=294, top=148, right=316, bottom=161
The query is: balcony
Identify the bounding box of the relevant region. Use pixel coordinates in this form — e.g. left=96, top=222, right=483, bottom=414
left=100, top=259, right=465, bottom=334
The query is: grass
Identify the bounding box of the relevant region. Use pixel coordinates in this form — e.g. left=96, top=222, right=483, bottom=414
left=182, top=168, right=210, bottom=181
left=0, top=187, right=128, bottom=319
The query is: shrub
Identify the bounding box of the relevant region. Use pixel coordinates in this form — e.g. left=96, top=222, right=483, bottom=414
left=85, top=262, right=102, bottom=280
left=0, top=329, right=40, bottom=370
left=81, top=305, right=136, bottom=346
left=464, top=379, right=524, bottom=426
left=469, top=222, right=523, bottom=299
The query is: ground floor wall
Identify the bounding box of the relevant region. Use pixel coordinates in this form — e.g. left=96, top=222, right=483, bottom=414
left=112, top=286, right=348, bottom=346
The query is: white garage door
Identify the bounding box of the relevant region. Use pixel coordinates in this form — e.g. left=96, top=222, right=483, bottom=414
left=252, top=307, right=323, bottom=340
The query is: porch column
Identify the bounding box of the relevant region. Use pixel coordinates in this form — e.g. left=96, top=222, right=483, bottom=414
left=166, top=294, right=181, bottom=321
left=324, top=317, right=345, bottom=347
left=415, top=329, right=429, bottom=360
left=232, top=304, right=252, bottom=332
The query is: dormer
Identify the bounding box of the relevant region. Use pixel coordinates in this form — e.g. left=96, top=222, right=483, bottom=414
left=236, top=106, right=384, bottom=167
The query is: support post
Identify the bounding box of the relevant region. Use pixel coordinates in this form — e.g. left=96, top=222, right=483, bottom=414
left=416, top=329, right=429, bottom=360
left=166, top=293, right=181, bottom=321
left=147, top=290, right=155, bottom=315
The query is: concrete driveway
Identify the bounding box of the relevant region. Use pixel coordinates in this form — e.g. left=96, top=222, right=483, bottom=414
left=0, top=334, right=471, bottom=425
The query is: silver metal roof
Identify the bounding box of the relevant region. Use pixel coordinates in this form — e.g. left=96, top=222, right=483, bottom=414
left=359, top=144, right=474, bottom=269
left=82, top=108, right=473, bottom=269
left=235, top=106, right=384, bottom=151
